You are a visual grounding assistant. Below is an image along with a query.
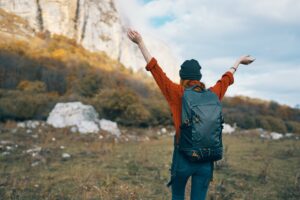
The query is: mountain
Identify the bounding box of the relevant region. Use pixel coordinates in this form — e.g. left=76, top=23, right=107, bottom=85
left=0, top=0, right=180, bottom=80
left=0, top=3, right=299, bottom=134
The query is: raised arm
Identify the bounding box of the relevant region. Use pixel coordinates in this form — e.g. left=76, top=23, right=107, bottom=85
left=229, top=55, right=255, bottom=75
left=127, top=29, right=152, bottom=63
left=210, top=55, right=255, bottom=100
left=127, top=29, right=181, bottom=103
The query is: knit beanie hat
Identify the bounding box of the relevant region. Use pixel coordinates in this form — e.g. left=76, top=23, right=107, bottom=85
left=179, top=59, right=202, bottom=80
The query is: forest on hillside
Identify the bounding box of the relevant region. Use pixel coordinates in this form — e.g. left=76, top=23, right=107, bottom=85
left=0, top=34, right=300, bottom=134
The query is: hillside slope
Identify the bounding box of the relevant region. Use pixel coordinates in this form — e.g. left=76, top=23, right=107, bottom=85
left=0, top=0, right=180, bottom=80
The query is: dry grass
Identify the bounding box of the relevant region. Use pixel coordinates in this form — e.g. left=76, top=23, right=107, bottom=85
left=0, top=124, right=299, bottom=199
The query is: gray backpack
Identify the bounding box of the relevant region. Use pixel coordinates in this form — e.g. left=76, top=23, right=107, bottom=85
left=178, top=85, right=224, bottom=162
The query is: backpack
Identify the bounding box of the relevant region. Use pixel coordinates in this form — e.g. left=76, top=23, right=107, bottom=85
left=178, top=85, right=224, bottom=162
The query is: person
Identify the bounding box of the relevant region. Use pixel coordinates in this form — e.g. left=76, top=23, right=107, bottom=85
left=127, top=29, right=255, bottom=200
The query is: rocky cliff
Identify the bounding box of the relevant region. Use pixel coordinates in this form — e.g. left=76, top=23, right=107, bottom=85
left=0, top=0, right=179, bottom=81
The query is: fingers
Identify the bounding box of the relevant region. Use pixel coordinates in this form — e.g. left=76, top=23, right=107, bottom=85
left=127, top=31, right=133, bottom=39
left=127, top=29, right=137, bottom=39
left=127, top=31, right=135, bottom=41
left=249, top=56, right=256, bottom=61
left=133, top=30, right=139, bottom=36
left=239, top=55, right=255, bottom=65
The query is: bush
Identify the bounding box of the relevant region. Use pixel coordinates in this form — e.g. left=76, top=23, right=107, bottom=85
left=255, top=116, right=271, bottom=130
left=74, top=73, right=102, bottom=97
left=122, top=103, right=151, bottom=126
left=17, top=80, right=47, bottom=93
left=92, top=87, right=151, bottom=126
left=285, top=121, right=300, bottom=134
left=0, top=89, right=58, bottom=121
left=142, top=97, right=172, bottom=125
left=264, top=115, right=287, bottom=133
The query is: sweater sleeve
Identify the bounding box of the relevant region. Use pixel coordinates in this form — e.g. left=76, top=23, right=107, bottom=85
left=145, top=57, right=181, bottom=103
left=209, top=71, right=234, bottom=101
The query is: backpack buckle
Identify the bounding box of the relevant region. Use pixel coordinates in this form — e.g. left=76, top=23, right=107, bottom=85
left=192, top=151, right=200, bottom=159
left=184, top=119, right=190, bottom=126
left=193, top=114, right=200, bottom=123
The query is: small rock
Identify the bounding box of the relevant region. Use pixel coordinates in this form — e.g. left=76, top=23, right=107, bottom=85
left=99, top=135, right=103, bottom=139
left=222, top=123, right=236, bottom=134
left=11, top=128, right=18, bottom=134
left=17, top=122, right=26, bottom=128
left=60, top=146, right=65, bottom=149
left=26, top=147, right=42, bottom=154
left=270, top=132, right=283, bottom=140
left=26, top=120, right=40, bottom=129
left=285, top=133, right=294, bottom=138
left=31, top=161, right=40, bottom=167
left=62, top=153, right=71, bottom=159
left=26, top=129, right=32, bottom=134
left=32, top=134, right=38, bottom=139
left=0, top=140, right=13, bottom=145
left=161, top=128, right=167, bottom=134
left=70, top=126, right=78, bottom=133
left=169, top=131, right=175, bottom=137
left=52, top=137, right=56, bottom=141
left=99, top=119, right=121, bottom=137
left=1, top=151, right=10, bottom=156
left=32, top=152, right=38, bottom=157
left=260, top=133, right=271, bottom=139
left=6, top=146, right=13, bottom=151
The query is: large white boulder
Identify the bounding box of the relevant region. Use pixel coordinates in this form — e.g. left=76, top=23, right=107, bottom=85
left=47, top=102, right=122, bottom=136
left=47, top=102, right=100, bottom=134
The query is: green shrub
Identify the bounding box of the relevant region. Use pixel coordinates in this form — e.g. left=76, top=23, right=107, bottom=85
left=0, top=89, right=58, bottom=121
left=92, top=87, right=151, bottom=126
left=264, top=115, right=287, bottom=133
left=142, top=97, right=171, bottom=125
left=285, top=121, right=300, bottom=134
left=74, top=73, right=102, bottom=97
left=17, top=80, right=47, bottom=93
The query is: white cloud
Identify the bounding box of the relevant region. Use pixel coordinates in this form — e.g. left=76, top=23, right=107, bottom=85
left=116, top=0, right=300, bottom=107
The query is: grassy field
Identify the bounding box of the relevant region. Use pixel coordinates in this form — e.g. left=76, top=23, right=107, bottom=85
left=0, top=123, right=299, bottom=200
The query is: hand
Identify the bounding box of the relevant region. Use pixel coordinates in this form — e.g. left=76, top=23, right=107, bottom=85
left=127, top=28, right=143, bottom=45
left=239, top=55, right=255, bottom=65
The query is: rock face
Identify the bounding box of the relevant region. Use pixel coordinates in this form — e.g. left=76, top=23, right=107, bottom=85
left=0, top=0, right=180, bottom=81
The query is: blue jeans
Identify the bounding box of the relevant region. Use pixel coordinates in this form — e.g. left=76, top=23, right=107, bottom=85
left=168, top=146, right=213, bottom=200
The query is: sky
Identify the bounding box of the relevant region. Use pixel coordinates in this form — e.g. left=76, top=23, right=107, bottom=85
left=116, top=0, right=300, bottom=107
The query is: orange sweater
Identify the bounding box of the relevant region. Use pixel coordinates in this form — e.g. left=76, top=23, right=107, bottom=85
left=145, top=57, right=234, bottom=144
